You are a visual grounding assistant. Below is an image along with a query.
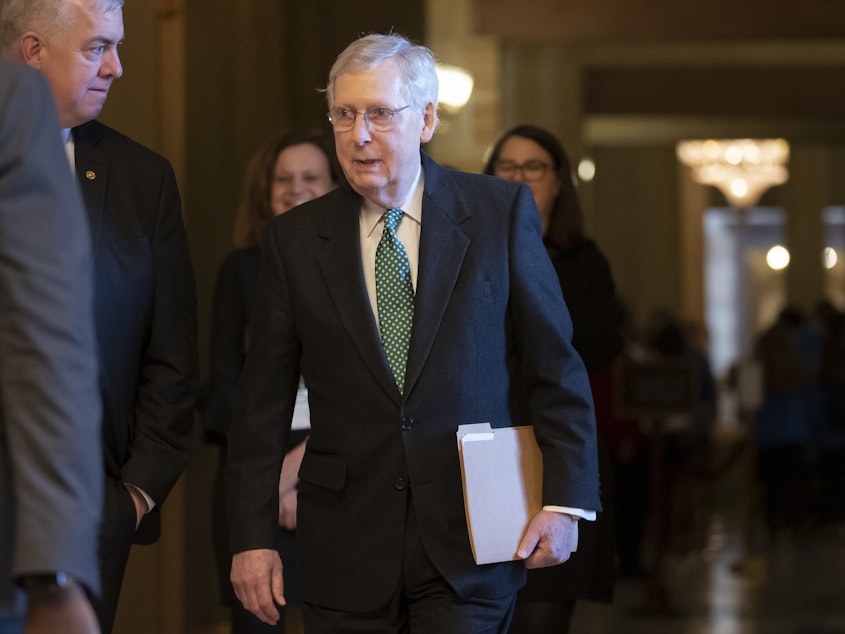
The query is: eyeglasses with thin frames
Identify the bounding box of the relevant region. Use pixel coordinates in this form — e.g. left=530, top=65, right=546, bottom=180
left=493, top=160, right=554, bottom=183
left=327, top=105, right=410, bottom=132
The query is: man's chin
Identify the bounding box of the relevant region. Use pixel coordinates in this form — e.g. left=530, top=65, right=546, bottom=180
left=83, top=100, right=106, bottom=123
left=348, top=178, right=385, bottom=199
left=349, top=169, right=387, bottom=187
left=63, top=107, right=103, bottom=129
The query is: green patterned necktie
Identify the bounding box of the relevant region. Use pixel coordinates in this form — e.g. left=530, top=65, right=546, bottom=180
left=375, top=207, right=415, bottom=392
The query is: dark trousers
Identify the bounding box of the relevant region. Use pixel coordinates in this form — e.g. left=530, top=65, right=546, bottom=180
left=756, top=444, right=810, bottom=533
left=509, top=599, right=576, bottom=634
left=89, top=479, right=138, bottom=634
left=302, top=494, right=516, bottom=633
left=232, top=602, right=287, bottom=633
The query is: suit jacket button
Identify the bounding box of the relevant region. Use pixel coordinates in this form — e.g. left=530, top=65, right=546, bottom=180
left=401, top=417, right=414, bottom=431
left=394, top=477, right=407, bottom=490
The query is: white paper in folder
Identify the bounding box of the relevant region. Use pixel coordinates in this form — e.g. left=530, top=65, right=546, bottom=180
left=456, top=423, right=543, bottom=565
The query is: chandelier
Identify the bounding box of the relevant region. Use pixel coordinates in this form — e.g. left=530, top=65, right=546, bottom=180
left=676, top=138, right=790, bottom=207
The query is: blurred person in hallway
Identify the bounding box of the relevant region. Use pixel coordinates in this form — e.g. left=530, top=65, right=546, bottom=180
left=752, top=306, right=819, bottom=541
left=2, top=1, right=199, bottom=631
left=605, top=302, right=650, bottom=579
left=815, top=301, right=845, bottom=529
left=0, top=58, right=102, bottom=634
left=200, top=131, right=339, bottom=633
left=642, top=309, right=717, bottom=556
left=484, top=124, right=623, bottom=633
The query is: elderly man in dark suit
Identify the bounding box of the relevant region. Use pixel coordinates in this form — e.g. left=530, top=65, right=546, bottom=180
left=0, top=58, right=102, bottom=634
left=227, top=33, right=600, bottom=633
left=2, top=1, right=198, bottom=632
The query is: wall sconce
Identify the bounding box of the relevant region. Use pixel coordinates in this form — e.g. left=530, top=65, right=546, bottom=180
left=436, top=63, right=474, bottom=114
left=676, top=138, right=790, bottom=207
left=766, top=244, right=790, bottom=270
left=577, top=158, right=596, bottom=183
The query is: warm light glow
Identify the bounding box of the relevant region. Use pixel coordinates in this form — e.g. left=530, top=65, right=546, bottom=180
left=676, top=138, right=790, bottom=207
left=730, top=178, right=749, bottom=199
left=767, top=245, right=790, bottom=270
left=725, top=145, right=743, bottom=165
left=824, top=247, right=838, bottom=269
left=436, top=64, right=474, bottom=112
left=578, top=158, right=596, bottom=182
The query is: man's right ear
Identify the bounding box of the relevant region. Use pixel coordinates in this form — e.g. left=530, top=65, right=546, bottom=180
left=18, top=32, right=46, bottom=69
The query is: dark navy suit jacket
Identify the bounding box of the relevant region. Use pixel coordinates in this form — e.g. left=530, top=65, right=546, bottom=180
left=72, top=119, right=198, bottom=546
left=227, top=153, right=600, bottom=611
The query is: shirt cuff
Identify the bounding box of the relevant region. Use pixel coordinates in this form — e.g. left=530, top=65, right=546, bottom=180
left=124, top=483, right=156, bottom=513
left=542, top=506, right=596, bottom=521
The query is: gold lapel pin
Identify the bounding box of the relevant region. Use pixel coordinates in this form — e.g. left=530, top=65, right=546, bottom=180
left=85, top=170, right=96, bottom=180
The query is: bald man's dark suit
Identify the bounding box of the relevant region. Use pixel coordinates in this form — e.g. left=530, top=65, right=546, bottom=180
left=227, top=153, right=600, bottom=613
left=71, top=119, right=198, bottom=630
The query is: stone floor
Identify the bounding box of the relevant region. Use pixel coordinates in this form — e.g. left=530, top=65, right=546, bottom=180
left=571, top=524, right=845, bottom=634
left=570, top=430, right=845, bottom=634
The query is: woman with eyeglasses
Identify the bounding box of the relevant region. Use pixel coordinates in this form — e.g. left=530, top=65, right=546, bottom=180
left=484, top=125, right=625, bottom=633
left=200, top=130, right=340, bottom=633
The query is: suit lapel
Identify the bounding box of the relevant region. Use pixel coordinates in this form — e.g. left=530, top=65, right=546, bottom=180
left=315, top=158, right=471, bottom=402
left=403, top=157, right=470, bottom=395
left=72, top=122, right=108, bottom=253
left=315, top=188, right=399, bottom=399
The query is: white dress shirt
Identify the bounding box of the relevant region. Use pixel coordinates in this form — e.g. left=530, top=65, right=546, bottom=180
left=62, top=128, right=75, bottom=170
left=359, top=167, right=424, bottom=323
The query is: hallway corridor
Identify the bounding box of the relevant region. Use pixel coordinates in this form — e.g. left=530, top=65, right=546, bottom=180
left=570, top=428, right=845, bottom=634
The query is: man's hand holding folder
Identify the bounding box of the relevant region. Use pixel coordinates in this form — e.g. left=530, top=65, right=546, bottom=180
left=516, top=509, right=579, bottom=568
left=456, top=423, right=580, bottom=566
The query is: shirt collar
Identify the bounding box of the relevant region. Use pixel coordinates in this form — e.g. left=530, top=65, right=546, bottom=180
left=362, top=166, right=425, bottom=238
left=62, top=128, right=75, bottom=170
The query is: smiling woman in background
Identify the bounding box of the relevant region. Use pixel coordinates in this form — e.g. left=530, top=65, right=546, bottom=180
left=200, top=130, right=340, bottom=633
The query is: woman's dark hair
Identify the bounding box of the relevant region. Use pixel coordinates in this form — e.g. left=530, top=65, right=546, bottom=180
left=483, top=124, right=585, bottom=251
left=233, top=130, right=342, bottom=248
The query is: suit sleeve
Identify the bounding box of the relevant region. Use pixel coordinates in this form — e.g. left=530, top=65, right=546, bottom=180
left=202, top=252, right=251, bottom=443
left=226, top=229, right=299, bottom=554
left=121, top=156, right=198, bottom=509
left=508, top=185, right=602, bottom=511
left=0, top=63, right=103, bottom=594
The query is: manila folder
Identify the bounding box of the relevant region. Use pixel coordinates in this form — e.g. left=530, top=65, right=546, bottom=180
left=456, top=423, right=543, bottom=565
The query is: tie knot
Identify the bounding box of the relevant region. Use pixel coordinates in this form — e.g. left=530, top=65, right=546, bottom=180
left=383, top=208, right=404, bottom=231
